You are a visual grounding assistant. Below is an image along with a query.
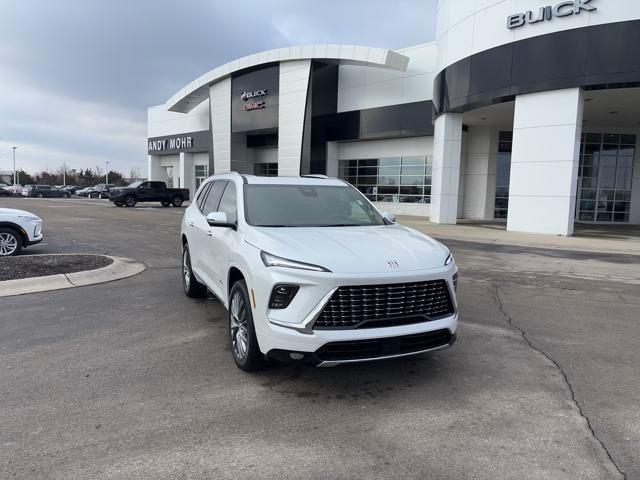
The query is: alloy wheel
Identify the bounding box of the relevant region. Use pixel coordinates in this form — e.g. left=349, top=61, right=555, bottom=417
left=182, top=249, right=191, bottom=290
left=230, top=291, right=249, bottom=361
left=0, top=232, right=18, bottom=256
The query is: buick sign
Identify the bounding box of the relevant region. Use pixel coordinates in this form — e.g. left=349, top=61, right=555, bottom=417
left=507, top=0, right=597, bottom=29
left=240, top=89, right=268, bottom=101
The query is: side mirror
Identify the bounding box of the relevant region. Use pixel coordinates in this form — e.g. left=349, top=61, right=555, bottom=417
left=382, top=211, right=396, bottom=224
left=206, top=212, right=235, bottom=229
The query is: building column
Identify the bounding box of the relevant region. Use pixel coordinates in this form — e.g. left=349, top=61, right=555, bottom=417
left=180, top=152, right=194, bottom=194
left=431, top=113, right=463, bottom=224
left=278, top=60, right=311, bottom=176
left=507, top=88, right=583, bottom=235
left=210, top=78, right=231, bottom=174
left=147, top=155, right=163, bottom=181
left=462, top=126, right=497, bottom=220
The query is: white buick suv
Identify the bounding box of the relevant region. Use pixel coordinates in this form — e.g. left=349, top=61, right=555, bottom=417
left=0, top=208, right=44, bottom=256
left=181, top=173, right=458, bottom=371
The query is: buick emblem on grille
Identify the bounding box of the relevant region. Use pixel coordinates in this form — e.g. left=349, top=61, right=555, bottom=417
left=387, top=260, right=399, bottom=268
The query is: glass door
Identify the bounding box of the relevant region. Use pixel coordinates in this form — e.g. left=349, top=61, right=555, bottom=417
left=576, top=133, right=635, bottom=223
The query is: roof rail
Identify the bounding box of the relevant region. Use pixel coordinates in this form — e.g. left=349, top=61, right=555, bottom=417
left=300, top=174, right=329, bottom=179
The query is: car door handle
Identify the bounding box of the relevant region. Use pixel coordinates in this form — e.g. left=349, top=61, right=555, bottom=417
left=188, top=221, right=195, bottom=227
left=206, top=229, right=214, bottom=237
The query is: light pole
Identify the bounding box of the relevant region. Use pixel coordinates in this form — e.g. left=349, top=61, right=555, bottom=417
left=106, top=161, right=109, bottom=184
left=12, top=147, right=17, bottom=186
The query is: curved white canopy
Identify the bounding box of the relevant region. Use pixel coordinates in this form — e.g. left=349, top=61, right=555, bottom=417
left=166, top=44, right=410, bottom=113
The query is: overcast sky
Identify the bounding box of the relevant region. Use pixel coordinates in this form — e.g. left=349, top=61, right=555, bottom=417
left=0, top=0, right=436, bottom=176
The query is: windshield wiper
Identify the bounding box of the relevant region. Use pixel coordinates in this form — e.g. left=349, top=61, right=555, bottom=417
left=317, top=224, right=362, bottom=227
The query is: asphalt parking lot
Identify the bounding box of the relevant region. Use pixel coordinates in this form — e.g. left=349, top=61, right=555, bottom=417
left=1, top=197, right=639, bottom=479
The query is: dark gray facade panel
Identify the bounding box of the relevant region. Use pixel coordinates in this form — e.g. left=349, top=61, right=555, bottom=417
left=231, top=64, right=280, bottom=133
left=147, top=130, right=211, bottom=155
left=434, top=20, right=640, bottom=116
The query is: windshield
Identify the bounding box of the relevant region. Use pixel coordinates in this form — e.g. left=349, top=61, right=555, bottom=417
left=244, top=184, right=386, bottom=227
left=127, top=181, right=143, bottom=188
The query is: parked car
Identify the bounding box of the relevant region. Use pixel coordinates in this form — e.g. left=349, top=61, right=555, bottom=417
left=0, top=207, right=43, bottom=256
left=23, top=185, right=71, bottom=198
left=180, top=173, right=458, bottom=371
left=88, top=183, right=115, bottom=199
left=4, top=184, right=24, bottom=196
left=75, top=187, right=93, bottom=197
left=109, top=181, right=189, bottom=207
left=21, top=185, right=35, bottom=196
left=62, top=185, right=83, bottom=195
left=0, top=186, right=12, bottom=197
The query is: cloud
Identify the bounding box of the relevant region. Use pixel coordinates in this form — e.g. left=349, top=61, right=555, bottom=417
left=0, top=0, right=436, bottom=175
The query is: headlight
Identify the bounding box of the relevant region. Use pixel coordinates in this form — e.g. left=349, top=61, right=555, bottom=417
left=260, top=251, right=331, bottom=272
left=445, top=253, right=454, bottom=266
left=19, top=215, right=41, bottom=223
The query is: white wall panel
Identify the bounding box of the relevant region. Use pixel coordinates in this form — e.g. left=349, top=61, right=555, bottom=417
left=507, top=88, right=583, bottom=235
left=210, top=78, right=232, bottom=174
left=278, top=60, right=311, bottom=176
left=148, top=100, right=209, bottom=138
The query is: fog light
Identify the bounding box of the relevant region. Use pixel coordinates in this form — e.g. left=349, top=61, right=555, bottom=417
left=268, top=284, right=299, bottom=309
left=289, top=352, right=305, bottom=360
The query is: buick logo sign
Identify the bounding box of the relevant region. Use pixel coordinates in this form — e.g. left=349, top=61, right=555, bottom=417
left=240, top=89, right=268, bottom=101
left=507, top=0, right=596, bottom=29
left=387, top=260, right=400, bottom=269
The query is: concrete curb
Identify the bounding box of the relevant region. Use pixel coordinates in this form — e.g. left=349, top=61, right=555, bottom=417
left=0, top=256, right=146, bottom=298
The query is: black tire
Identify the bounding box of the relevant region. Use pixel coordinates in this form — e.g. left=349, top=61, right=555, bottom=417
left=228, top=280, right=268, bottom=371
left=182, top=243, right=207, bottom=298
left=36, top=192, right=44, bottom=198
left=171, top=196, right=183, bottom=207
left=161, top=201, right=171, bottom=207
left=114, top=201, right=124, bottom=207
left=124, top=195, right=137, bottom=207
left=0, top=227, right=22, bottom=256
left=65, top=193, right=70, bottom=198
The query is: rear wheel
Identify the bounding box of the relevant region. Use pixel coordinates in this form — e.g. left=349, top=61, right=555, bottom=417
left=124, top=195, right=137, bottom=207
left=114, top=201, right=124, bottom=207
left=229, top=280, right=267, bottom=371
left=182, top=244, right=207, bottom=298
left=161, top=201, right=171, bottom=207
left=171, top=196, right=183, bottom=207
left=0, top=228, right=22, bottom=256
left=36, top=193, right=44, bottom=198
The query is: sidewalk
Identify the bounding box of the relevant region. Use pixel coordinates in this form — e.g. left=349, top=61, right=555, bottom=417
left=397, top=217, right=640, bottom=256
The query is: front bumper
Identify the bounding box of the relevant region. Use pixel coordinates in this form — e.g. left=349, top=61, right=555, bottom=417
left=249, top=264, right=459, bottom=361
left=267, top=330, right=457, bottom=367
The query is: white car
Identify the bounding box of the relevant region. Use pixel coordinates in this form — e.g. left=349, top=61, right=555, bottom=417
left=181, top=173, right=458, bottom=371
left=0, top=208, right=44, bottom=256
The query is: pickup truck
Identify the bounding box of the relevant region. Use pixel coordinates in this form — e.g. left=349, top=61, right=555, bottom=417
left=108, top=181, right=190, bottom=208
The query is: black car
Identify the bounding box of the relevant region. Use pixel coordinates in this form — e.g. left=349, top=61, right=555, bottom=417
left=25, top=185, right=71, bottom=198
left=0, top=186, right=12, bottom=197
left=88, top=184, right=115, bottom=199
left=109, top=181, right=189, bottom=207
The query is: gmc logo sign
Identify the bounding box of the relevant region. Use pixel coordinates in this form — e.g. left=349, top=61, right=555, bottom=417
left=507, top=0, right=597, bottom=29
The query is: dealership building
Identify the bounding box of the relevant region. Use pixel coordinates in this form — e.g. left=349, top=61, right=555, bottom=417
left=148, top=0, right=640, bottom=235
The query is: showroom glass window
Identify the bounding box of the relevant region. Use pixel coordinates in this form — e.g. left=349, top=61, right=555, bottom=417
left=254, top=163, right=278, bottom=177
left=338, top=156, right=432, bottom=204
left=577, top=133, right=635, bottom=223
left=195, top=165, right=209, bottom=189
left=494, top=132, right=512, bottom=219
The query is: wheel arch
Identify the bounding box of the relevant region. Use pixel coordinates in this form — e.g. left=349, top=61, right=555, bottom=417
left=0, top=222, right=28, bottom=245
left=227, top=266, right=246, bottom=298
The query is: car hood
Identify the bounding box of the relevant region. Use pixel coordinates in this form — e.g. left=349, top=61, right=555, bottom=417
left=246, top=224, right=449, bottom=274
left=0, top=208, right=39, bottom=219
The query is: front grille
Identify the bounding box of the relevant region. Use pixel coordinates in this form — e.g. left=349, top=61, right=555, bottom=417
left=315, top=329, right=453, bottom=361
left=313, top=279, right=454, bottom=329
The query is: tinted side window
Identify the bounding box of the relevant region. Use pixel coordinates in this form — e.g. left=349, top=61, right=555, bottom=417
left=196, top=182, right=213, bottom=210
left=150, top=182, right=165, bottom=189
left=201, top=181, right=227, bottom=214
left=218, top=182, right=237, bottom=224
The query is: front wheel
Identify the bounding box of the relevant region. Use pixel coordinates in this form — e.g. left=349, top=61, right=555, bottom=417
left=114, top=201, right=124, bottom=207
left=124, top=195, right=137, bottom=207
left=229, top=280, right=268, bottom=371
left=171, top=196, right=183, bottom=207
left=182, top=244, right=207, bottom=298
left=161, top=201, right=171, bottom=207
left=0, top=228, right=22, bottom=256
left=36, top=193, right=44, bottom=198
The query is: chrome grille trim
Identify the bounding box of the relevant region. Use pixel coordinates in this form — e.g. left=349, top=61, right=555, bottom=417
left=313, top=279, right=455, bottom=330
